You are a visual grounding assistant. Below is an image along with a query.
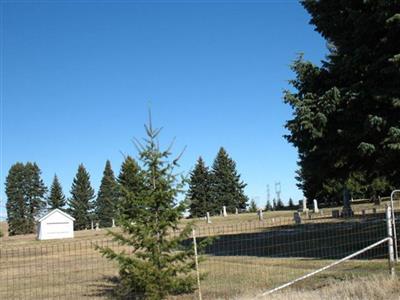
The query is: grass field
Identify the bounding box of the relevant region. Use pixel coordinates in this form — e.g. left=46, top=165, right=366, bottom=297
left=0, top=198, right=399, bottom=299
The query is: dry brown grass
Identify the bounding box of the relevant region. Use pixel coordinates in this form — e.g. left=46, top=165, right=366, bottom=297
left=237, top=274, right=400, bottom=300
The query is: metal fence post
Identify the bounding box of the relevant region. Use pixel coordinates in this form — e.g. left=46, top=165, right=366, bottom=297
left=192, top=229, right=202, bottom=300
left=390, top=190, right=399, bottom=262
left=386, top=205, right=395, bottom=278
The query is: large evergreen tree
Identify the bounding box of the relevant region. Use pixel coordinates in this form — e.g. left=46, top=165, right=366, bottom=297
left=117, top=155, right=143, bottom=217
left=48, top=174, right=66, bottom=210
left=68, top=164, right=95, bottom=230
left=5, top=163, right=30, bottom=235
left=285, top=1, right=400, bottom=203
left=5, top=162, right=47, bottom=235
left=97, top=119, right=201, bottom=299
left=95, top=160, right=118, bottom=227
left=187, top=157, right=211, bottom=218
left=209, top=147, right=248, bottom=214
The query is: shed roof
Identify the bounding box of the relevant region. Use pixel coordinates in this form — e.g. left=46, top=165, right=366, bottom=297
left=38, top=208, right=75, bottom=223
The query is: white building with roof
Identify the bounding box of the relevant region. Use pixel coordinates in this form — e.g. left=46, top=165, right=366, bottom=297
left=37, top=209, right=75, bottom=240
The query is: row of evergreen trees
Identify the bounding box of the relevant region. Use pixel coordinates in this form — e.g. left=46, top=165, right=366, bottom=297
left=248, top=198, right=296, bottom=212
left=5, top=157, right=142, bottom=235
left=187, top=147, right=248, bottom=217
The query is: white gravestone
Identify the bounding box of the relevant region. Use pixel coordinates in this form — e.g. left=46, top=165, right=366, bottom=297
left=302, top=197, right=308, bottom=212
left=222, top=206, right=227, bottom=217
left=257, top=209, right=263, bottom=221
left=206, top=212, right=211, bottom=224
left=313, top=199, right=319, bottom=213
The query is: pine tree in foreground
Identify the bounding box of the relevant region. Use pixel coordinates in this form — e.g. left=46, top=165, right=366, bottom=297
left=48, top=174, right=66, bottom=210
left=95, top=160, right=118, bottom=227
left=187, top=157, right=211, bottom=218
left=68, top=164, right=95, bottom=230
left=97, top=119, right=205, bottom=300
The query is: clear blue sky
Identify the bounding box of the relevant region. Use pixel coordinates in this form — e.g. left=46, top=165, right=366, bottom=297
left=0, top=0, right=327, bottom=219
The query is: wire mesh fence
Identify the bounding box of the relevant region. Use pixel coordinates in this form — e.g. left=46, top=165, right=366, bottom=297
left=0, top=209, right=398, bottom=299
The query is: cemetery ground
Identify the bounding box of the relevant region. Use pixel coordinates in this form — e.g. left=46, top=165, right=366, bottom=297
left=0, top=198, right=399, bottom=299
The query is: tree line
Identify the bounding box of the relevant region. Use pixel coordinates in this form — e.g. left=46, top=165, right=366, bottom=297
left=186, top=147, right=248, bottom=217
left=5, top=157, right=142, bottom=235
left=5, top=147, right=249, bottom=235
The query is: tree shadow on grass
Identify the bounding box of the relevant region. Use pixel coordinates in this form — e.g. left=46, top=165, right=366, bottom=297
left=194, top=215, right=390, bottom=260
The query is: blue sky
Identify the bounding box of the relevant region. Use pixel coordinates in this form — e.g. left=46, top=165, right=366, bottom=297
left=0, top=0, right=326, bottom=219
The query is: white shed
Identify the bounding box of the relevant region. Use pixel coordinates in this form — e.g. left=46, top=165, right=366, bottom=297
left=37, top=209, right=75, bottom=240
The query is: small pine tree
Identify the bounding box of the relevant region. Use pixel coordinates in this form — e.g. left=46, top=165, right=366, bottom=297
left=276, top=198, right=284, bottom=210
left=95, top=161, right=119, bottom=227
left=248, top=199, right=258, bottom=213
left=288, top=198, right=295, bottom=209
left=272, top=198, right=277, bottom=211
left=265, top=200, right=273, bottom=211
left=68, top=164, right=95, bottom=230
left=48, top=174, right=66, bottom=210
left=97, top=118, right=202, bottom=299
left=187, top=157, right=211, bottom=218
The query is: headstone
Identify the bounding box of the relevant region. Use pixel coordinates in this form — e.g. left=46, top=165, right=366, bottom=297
left=362, top=209, right=366, bottom=217
left=294, top=212, right=302, bottom=224
left=302, top=197, right=308, bottom=212
left=206, top=212, right=211, bottom=224
left=332, top=209, right=340, bottom=218
left=222, top=206, right=227, bottom=217
left=112, top=218, right=116, bottom=228
left=91, top=220, right=94, bottom=230
left=341, top=187, right=353, bottom=217
left=257, top=209, right=263, bottom=221
left=95, top=222, right=99, bottom=231
left=313, top=199, right=319, bottom=213
left=235, top=208, right=238, bottom=215
left=320, top=209, right=324, bottom=216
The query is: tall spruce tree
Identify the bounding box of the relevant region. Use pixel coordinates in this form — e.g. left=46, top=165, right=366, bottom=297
left=68, top=164, right=95, bottom=230
left=5, top=163, right=30, bottom=235
left=187, top=157, right=211, bottom=218
left=5, top=162, right=47, bottom=235
left=95, top=160, right=118, bottom=227
left=285, top=1, right=400, bottom=203
left=48, top=174, right=66, bottom=210
left=117, top=155, right=143, bottom=217
left=24, top=162, right=47, bottom=228
left=97, top=119, right=201, bottom=299
left=209, top=147, right=248, bottom=214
